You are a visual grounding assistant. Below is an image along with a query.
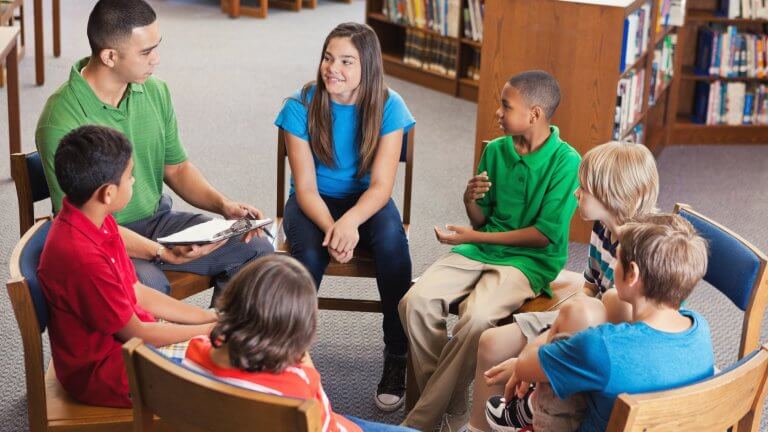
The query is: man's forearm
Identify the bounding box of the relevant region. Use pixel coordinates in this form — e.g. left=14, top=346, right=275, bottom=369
left=119, top=225, right=160, bottom=260
left=164, top=161, right=227, bottom=215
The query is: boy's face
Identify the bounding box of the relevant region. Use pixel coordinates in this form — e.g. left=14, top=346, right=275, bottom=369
left=495, top=83, right=535, bottom=135
left=575, top=187, right=612, bottom=222
left=109, top=158, right=135, bottom=212
left=107, top=20, right=161, bottom=84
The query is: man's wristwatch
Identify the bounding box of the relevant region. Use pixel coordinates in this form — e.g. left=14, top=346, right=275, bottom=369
left=154, top=245, right=166, bottom=264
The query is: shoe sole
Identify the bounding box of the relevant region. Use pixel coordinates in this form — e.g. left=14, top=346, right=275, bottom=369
left=374, top=390, right=405, bottom=412
left=485, top=411, right=523, bottom=432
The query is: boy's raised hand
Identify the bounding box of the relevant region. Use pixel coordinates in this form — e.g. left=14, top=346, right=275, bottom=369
left=434, top=225, right=477, bottom=245
left=463, top=171, right=492, bottom=205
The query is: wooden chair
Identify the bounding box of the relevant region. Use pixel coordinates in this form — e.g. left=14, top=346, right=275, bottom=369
left=220, top=0, right=310, bottom=19
left=7, top=220, right=137, bottom=432
left=606, top=343, right=768, bottom=431
left=675, top=203, right=768, bottom=359
left=274, top=127, right=416, bottom=313
left=11, top=151, right=213, bottom=301
left=122, top=337, right=322, bottom=432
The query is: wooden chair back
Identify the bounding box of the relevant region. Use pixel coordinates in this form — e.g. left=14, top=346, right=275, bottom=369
left=674, top=203, right=768, bottom=358
left=276, top=126, right=415, bottom=226
left=606, top=344, right=768, bottom=431
left=11, top=151, right=50, bottom=237
left=122, top=338, right=322, bottom=432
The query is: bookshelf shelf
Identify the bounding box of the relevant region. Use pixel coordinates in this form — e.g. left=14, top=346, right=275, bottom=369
left=620, top=111, right=648, bottom=140
left=650, top=81, right=672, bottom=108
left=366, top=0, right=481, bottom=102
left=621, top=50, right=650, bottom=78
left=654, top=25, right=676, bottom=45
left=667, top=2, right=768, bottom=145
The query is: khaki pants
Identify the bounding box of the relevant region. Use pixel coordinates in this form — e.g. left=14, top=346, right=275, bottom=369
left=399, top=253, right=534, bottom=430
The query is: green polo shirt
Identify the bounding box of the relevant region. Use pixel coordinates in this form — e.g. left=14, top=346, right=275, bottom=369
left=452, top=126, right=580, bottom=296
left=35, top=58, right=188, bottom=224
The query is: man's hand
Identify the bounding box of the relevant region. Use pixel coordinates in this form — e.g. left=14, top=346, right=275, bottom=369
left=161, top=241, right=226, bottom=265
left=220, top=199, right=265, bottom=242
left=484, top=357, right=518, bottom=386
left=323, top=215, right=360, bottom=253
left=434, top=225, right=477, bottom=245
left=464, top=171, right=492, bottom=205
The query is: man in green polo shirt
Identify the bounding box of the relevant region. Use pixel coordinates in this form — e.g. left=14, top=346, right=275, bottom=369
left=398, top=71, right=581, bottom=431
left=36, top=0, right=272, bottom=298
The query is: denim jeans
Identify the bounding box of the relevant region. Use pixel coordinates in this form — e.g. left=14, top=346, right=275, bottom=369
left=283, top=194, right=411, bottom=355
left=346, top=416, right=419, bottom=431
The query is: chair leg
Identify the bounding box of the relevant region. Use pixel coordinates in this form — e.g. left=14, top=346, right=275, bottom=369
left=302, top=0, right=316, bottom=9
left=52, top=0, right=60, bottom=57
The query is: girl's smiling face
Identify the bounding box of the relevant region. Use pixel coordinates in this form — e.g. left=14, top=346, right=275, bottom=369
left=320, top=37, right=362, bottom=104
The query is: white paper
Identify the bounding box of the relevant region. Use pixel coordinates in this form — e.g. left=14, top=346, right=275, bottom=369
left=157, top=218, right=271, bottom=245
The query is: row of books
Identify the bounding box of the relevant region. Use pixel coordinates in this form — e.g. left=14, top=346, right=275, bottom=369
left=692, top=81, right=768, bottom=125
left=462, top=0, right=484, bottom=42
left=656, top=0, right=686, bottom=28
left=465, top=48, right=480, bottom=80
left=613, top=68, right=646, bottom=139
left=649, top=34, right=677, bottom=106
left=382, top=0, right=462, bottom=37
left=717, top=0, right=768, bottom=20
left=403, top=28, right=458, bottom=77
left=620, top=2, right=652, bottom=73
left=695, top=26, right=768, bottom=78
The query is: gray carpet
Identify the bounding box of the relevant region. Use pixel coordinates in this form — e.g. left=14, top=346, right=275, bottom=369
left=1, top=0, right=767, bottom=430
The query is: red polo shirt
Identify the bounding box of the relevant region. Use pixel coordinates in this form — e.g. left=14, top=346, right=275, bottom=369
left=38, top=198, right=155, bottom=408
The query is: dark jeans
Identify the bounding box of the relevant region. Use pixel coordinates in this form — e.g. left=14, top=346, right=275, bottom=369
left=283, top=194, right=411, bottom=355
left=123, top=194, right=274, bottom=300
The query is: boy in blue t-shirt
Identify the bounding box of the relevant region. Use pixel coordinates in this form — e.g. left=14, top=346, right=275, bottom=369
left=486, top=213, right=714, bottom=432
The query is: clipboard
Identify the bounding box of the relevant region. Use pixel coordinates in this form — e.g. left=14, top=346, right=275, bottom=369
left=157, top=218, right=274, bottom=246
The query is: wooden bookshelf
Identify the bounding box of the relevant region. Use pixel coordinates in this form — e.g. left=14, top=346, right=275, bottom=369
left=668, top=0, right=768, bottom=144
left=475, top=0, right=678, bottom=242
left=365, top=0, right=483, bottom=101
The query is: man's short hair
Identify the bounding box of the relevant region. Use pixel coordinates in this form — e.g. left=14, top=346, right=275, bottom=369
left=87, top=0, right=157, bottom=56
left=507, top=70, right=561, bottom=120
left=619, top=214, right=708, bottom=308
left=55, top=125, right=133, bottom=206
left=579, top=141, right=659, bottom=225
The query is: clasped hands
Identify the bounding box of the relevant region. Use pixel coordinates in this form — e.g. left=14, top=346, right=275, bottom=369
left=323, top=215, right=360, bottom=264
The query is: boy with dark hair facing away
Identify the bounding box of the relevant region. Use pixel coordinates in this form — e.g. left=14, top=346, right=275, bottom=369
left=38, top=125, right=217, bottom=408
left=486, top=213, right=715, bottom=432
left=399, top=70, right=581, bottom=430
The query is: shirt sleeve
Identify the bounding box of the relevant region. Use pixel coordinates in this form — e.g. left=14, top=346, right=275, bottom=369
left=160, top=82, right=188, bottom=165
left=538, top=327, right=611, bottom=399
left=380, top=90, right=416, bottom=136
left=274, top=98, right=310, bottom=141
left=70, top=259, right=136, bottom=335
left=533, top=151, right=581, bottom=244
left=35, top=125, right=70, bottom=214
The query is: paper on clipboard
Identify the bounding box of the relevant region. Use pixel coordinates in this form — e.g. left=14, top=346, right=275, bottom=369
left=157, top=218, right=273, bottom=246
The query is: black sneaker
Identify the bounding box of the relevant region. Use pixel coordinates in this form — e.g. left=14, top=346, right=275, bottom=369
left=485, top=387, right=535, bottom=432
left=375, top=352, right=406, bottom=412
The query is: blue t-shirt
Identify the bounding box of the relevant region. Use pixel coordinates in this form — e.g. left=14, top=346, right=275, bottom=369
left=274, top=85, right=415, bottom=198
left=539, top=309, right=714, bottom=432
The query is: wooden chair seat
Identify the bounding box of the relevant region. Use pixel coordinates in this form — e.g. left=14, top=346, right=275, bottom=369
left=44, top=362, right=134, bottom=430
left=165, top=271, right=214, bottom=301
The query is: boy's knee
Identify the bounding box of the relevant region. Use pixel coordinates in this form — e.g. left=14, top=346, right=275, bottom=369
left=556, top=297, right=606, bottom=333
left=601, top=289, right=633, bottom=323
left=477, top=326, right=518, bottom=366
left=398, top=288, right=435, bottom=320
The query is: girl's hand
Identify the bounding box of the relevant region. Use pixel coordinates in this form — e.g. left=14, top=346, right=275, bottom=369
left=504, top=371, right=530, bottom=402
left=324, top=216, right=360, bottom=253
left=434, top=225, right=477, bottom=245
left=328, top=246, right=354, bottom=264
left=484, top=357, right=517, bottom=386
left=464, top=171, right=492, bottom=205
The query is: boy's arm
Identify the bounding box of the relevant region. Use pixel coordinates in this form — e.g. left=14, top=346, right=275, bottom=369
left=134, top=282, right=217, bottom=324
left=471, top=226, right=550, bottom=248
left=464, top=172, right=490, bottom=228
left=115, top=313, right=214, bottom=347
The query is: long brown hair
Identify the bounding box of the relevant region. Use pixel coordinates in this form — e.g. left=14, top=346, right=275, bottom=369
left=210, top=255, right=318, bottom=373
left=301, top=22, right=388, bottom=177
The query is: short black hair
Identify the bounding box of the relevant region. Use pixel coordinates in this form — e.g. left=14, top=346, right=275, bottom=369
left=507, top=70, right=561, bottom=120
left=87, top=0, right=157, bottom=56
left=54, top=125, right=133, bottom=206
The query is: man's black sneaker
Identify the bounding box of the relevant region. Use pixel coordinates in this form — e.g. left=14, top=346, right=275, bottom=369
left=485, top=388, right=535, bottom=432
left=375, top=352, right=406, bottom=411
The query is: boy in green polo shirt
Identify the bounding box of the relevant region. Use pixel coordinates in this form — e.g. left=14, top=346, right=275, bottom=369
left=399, top=71, right=580, bottom=431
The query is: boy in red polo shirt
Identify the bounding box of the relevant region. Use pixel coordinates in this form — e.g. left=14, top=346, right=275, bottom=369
left=37, top=125, right=217, bottom=408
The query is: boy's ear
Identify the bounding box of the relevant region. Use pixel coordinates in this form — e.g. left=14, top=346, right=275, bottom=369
left=627, top=261, right=641, bottom=288
left=93, top=183, right=116, bottom=206
left=530, top=106, right=543, bottom=124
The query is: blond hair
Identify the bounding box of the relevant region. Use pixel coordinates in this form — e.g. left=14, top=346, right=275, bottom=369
left=619, top=214, right=708, bottom=308
left=578, top=141, right=659, bottom=225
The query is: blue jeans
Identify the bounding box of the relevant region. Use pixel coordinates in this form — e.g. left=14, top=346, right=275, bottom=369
left=346, top=416, right=418, bottom=431
left=283, top=194, right=411, bottom=355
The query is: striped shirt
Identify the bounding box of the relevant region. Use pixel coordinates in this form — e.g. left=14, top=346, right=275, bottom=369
left=583, top=221, right=618, bottom=295
left=183, top=336, right=360, bottom=432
